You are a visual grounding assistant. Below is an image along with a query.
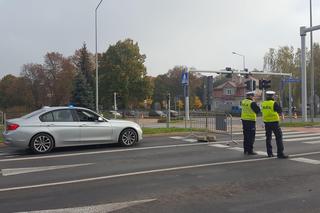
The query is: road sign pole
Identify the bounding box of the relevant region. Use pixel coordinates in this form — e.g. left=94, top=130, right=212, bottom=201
left=289, top=82, right=292, bottom=122
left=301, top=27, right=308, bottom=122
left=184, top=69, right=190, bottom=121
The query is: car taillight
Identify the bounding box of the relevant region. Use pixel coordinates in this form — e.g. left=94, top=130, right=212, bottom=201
left=6, top=123, right=20, bottom=131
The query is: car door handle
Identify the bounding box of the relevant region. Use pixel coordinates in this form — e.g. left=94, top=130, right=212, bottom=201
left=46, top=124, right=55, bottom=127
left=80, top=124, right=88, bottom=127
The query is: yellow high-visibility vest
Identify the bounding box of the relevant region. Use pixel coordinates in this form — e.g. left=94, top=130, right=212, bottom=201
left=262, top=100, right=280, bottom=122
left=241, top=99, right=256, bottom=121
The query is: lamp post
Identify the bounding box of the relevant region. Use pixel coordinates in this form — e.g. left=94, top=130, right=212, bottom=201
left=232, top=51, right=246, bottom=70
left=95, top=0, right=104, bottom=112
left=310, top=0, right=315, bottom=122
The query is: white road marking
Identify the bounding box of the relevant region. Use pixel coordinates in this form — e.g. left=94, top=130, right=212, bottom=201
left=209, top=144, right=229, bottom=148
left=227, top=147, right=267, bottom=156
left=256, top=131, right=303, bottom=137
left=2, top=151, right=320, bottom=192
left=1, top=163, right=93, bottom=176
left=255, top=151, right=268, bottom=156
left=282, top=133, right=320, bottom=139
left=169, top=136, right=184, bottom=140
left=285, top=136, right=320, bottom=142
left=16, top=199, right=156, bottom=213
left=228, top=147, right=243, bottom=152
left=0, top=143, right=209, bottom=162
left=0, top=157, right=275, bottom=192
left=183, top=139, right=198, bottom=143
left=290, top=157, right=320, bottom=165
left=233, top=130, right=292, bottom=135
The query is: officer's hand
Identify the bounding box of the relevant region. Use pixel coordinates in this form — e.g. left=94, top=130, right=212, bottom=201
left=281, top=114, right=285, bottom=120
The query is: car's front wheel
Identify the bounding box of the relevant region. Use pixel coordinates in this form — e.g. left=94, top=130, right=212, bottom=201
left=30, top=133, right=55, bottom=154
left=119, top=128, right=138, bottom=147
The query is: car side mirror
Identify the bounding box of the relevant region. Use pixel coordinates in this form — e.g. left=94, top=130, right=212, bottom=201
left=97, top=117, right=104, bottom=122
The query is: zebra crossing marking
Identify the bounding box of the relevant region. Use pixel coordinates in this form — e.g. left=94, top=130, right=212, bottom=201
left=228, top=147, right=243, bottom=152
left=169, top=136, right=185, bottom=140
left=183, top=139, right=198, bottom=143
left=285, top=136, right=320, bottom=142
left=233, top=129, right=293, bottom=135
left=209, top=144, right=230, bottom=148
left=256, top=131, right=304, bottom=137
left=290, top=157, right=320, bottom=165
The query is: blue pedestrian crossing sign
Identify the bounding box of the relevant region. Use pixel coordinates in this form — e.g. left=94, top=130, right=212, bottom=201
left=181, top=72, right=188, bottom=85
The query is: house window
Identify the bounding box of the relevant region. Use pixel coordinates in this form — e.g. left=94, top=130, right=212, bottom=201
left=224, top=88, right=234, bottom=95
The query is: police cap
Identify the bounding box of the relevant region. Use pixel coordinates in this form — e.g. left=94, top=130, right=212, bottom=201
left=266, top=91, right=276, bottom=95
left=246, top=91, right=255, bottom=96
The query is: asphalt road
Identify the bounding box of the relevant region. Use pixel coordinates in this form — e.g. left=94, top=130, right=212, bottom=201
left=1, top=129, right=320, bottom=212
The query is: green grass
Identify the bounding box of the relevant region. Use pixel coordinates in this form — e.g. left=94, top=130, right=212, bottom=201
left=142, top=127, right=206, bottom=135
left=280, top=122, right=320, bottom=127
left=0, top=125, right=3, bottom=143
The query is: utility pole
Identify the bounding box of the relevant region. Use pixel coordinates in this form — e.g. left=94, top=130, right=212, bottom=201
left=95, top=0, right=104, bottom=112
left=167, top=93, right=171, bottom=128
left=310, top=0, right=315, bottom=121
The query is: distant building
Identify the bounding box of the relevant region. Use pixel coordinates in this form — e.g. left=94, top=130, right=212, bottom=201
left=211, top=75, right=261, bottom=113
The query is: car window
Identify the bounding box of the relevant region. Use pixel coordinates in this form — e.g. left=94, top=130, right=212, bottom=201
left=52, top=110, right=75, bottom=122
left=76, top=110, right=99, bottom=122
left=40, top=112, right=54, bottom=122
left=22, top=109, right=46, bottom=119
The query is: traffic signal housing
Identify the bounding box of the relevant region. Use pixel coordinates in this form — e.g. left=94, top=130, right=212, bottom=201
left=245, top=80, right=256, bottom=91
left=259, top=79, right=271, bottom=90
left=225, top=67, right=232, bottom=78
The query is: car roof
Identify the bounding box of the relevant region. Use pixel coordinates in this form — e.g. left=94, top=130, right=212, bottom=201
left=41, top=106, right=96, bottom=112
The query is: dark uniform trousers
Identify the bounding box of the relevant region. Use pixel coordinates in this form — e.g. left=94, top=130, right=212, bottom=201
left=264, top=122, right=284, bottom=156
left=242, top=120, right=256, bottom=153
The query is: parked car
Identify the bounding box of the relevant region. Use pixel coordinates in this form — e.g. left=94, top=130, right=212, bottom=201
left=148, top=110, right=166, bottom=117
left=3, top=106, right=143, bottom=154
left=231, top=106, right=241, bottom=116
left=109, top=110, right=121, bottom=117
left=163, top=110, right=179, bottom=117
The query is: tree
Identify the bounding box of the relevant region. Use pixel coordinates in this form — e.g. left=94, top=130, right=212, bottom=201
left=263, top=46, right=301, bottom=109
left=152, top=66, right=203, bottom=109
left=21, top=63, right=48, bottom=108
left=43, top=52, right=75, bottom=105
left=71, top=72, right=94, bottom=109
left=21, top=52, right=75, bottom=108
left=0, top=75, right=31, bottom=111
left=99, top=39, right=152, bottom=110
left=71, top=43, right=95, bottom=109
left=193, top=96, right=203, bottom=109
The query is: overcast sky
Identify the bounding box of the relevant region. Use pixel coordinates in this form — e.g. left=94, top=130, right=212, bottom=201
left=0, top=0, right=319, bottom=78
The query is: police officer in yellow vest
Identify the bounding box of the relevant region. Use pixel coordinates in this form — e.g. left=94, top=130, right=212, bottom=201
left=241, top=91, right=260, bottom=155
left=262, top=91, right=288, bottom=159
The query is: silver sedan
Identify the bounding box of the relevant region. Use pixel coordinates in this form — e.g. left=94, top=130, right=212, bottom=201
left=3, top=106, right=143, bottom=154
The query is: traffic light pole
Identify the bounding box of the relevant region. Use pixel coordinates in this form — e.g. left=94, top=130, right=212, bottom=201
left=300, top=25, right=320, bottom=122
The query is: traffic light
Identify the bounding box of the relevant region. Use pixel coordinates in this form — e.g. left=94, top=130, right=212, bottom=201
left=264, top=80, right=271, bottom=89
left=258, top=79, right=272, bottom=90
left=225, top=67, right=232, bottom=78
left=245, top=80, right=251, bottom=90
left=245, top=80, right=256, bottom=91
left=259, top=79, right=263, bottom=90
left=167, top=92, right=171, bottom=101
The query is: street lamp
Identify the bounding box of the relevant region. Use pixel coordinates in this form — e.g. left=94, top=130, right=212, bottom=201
left=95, top=0, right=104, bottom=112
left=232, top=51, right=246, bottom=70
left=310, top=0, right=315, bottom=122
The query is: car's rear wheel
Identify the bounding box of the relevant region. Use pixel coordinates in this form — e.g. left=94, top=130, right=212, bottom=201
left=30, top=133, right=54, bottom=154
left=119, top=128, right=138, bottom=146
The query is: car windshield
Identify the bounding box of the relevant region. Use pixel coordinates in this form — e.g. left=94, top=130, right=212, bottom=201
left=21, top=109, right=46, bottom=119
